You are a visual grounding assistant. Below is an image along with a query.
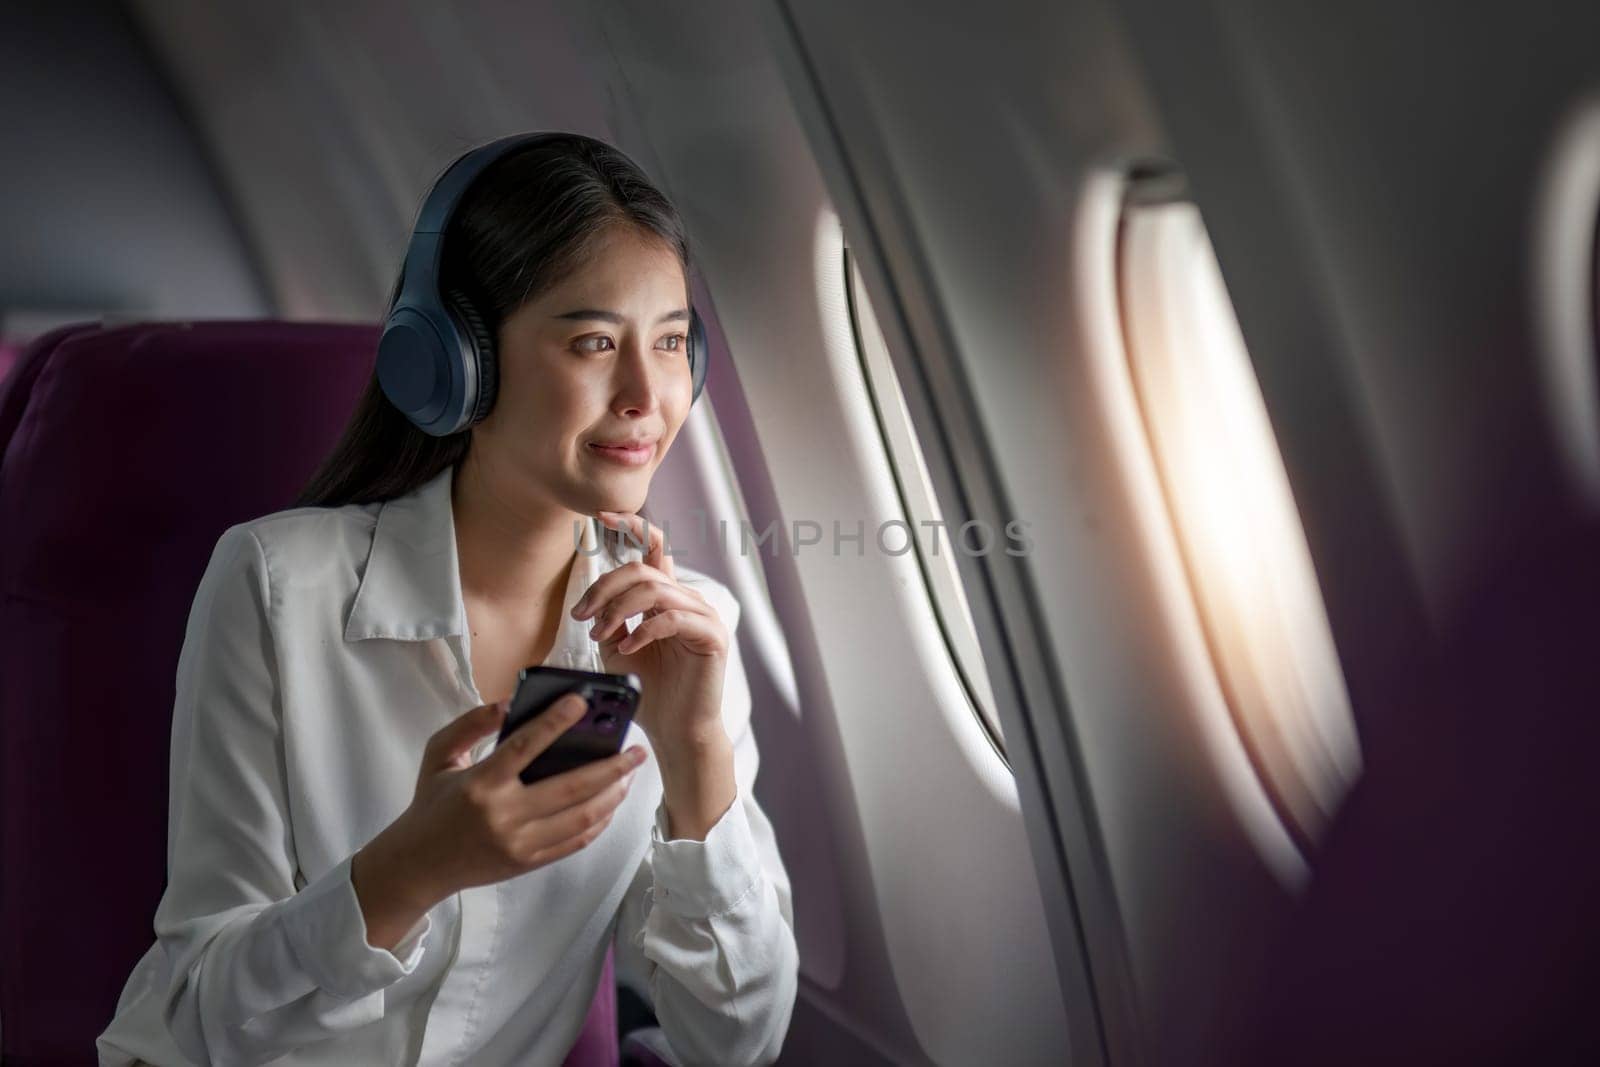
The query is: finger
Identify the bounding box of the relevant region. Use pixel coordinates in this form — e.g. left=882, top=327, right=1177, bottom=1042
left=421, top=701, right=507, bottom=775
left=474, top=692, right=588, bottom=784
left=520, top=807, right=620, bottom=869
left=515, top=745, right=649, bottom=818
left=588, top=580, right=708, bottom=642
left=595, top=622, right=632, bottom=662
left=597, top=510, right=674, bottom=580
left=571, top=560, right=663, bottom=620
left=517, top=764, right=636, bottom=853
left=615, top=609, right=726, bottom=657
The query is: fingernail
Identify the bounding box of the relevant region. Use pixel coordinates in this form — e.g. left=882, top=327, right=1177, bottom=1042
left=495, top=699, right=510, bottom=714
left=626, top=746, right=648, bottom=766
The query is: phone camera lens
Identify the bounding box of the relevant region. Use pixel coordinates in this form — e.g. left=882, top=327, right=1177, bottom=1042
left=594, top=711, right=619, bottom=731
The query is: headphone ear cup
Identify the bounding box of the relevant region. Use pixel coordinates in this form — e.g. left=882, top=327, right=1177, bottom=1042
left=688, top=308, right=709, bottom=403
left=446, top=287, right=498, bottom=425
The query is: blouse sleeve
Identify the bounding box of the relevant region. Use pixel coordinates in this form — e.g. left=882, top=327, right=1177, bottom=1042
left=613, top=579, right=800, bottom=1066
left=152, top=525, right=432, bottom=1065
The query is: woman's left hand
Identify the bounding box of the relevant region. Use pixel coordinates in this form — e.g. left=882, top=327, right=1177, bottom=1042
left=572, top=511, right=730, bottom=753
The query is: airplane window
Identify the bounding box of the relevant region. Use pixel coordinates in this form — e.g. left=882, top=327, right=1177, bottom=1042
left=1118, top=199, right=1362, bottom=843
left=1531, top=100, right=1600, bottom=507
left=844, top=249, right=1005, bottom=752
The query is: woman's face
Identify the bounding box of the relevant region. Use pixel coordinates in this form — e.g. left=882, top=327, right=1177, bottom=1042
left=474, top=224, right=693, bottom=517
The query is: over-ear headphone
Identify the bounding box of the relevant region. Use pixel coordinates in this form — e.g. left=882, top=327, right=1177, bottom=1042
left=377, top=132, right=709, bottom=437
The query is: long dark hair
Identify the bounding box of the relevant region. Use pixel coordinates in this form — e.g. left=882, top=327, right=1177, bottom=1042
left=295, top=133, right=690, bottom=509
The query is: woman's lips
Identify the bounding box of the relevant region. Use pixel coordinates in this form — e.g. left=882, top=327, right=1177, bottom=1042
left=586, top=441, right=655, bottom=467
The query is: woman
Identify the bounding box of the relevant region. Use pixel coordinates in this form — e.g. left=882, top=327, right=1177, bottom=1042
left=97, top=133, right=798, bottom=1066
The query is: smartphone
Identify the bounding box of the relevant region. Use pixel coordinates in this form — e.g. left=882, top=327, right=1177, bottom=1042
left=497, top=666, right=642, bottom=785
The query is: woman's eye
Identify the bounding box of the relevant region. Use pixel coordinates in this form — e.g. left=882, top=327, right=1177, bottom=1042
left=575, top=336, right=614, bottom=353
left=656, top=333, right=687, bottom=353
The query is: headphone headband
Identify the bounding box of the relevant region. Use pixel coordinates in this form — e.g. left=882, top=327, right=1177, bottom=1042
left=411, top=133, right=559, bottom=235
left=391, top=133, right=560, bottom=318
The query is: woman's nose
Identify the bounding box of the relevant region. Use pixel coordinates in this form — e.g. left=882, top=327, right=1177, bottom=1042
left=610, top=339, right=659, bottom=416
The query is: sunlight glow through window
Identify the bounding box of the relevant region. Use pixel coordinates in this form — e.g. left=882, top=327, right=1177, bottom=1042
left=1120, top=201, right=1362, bottom=841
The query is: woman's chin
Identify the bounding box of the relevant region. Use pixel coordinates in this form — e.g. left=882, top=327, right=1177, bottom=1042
left=574, top=483, right=648, bottom=517
left=564, top=461, right=653, bottom=516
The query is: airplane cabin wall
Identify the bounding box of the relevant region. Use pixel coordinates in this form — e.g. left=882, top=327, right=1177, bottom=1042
left=123, top=0, right=616, bottom=321
left=0, top=0, right=266, bottom=338
left=1104, top=2, right=1600, bottom=1057
left=1114, top=0, right=1600, bottom=642
left=764, top=1, right=1328, bottom=1063
left=769, top=0, right=1600, bottom=1062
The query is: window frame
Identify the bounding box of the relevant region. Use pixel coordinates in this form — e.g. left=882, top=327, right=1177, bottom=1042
left=843, top=245, right=1008, bottom=759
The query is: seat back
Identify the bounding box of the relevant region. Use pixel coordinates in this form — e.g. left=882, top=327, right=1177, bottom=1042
left=0, top=340, right=24, bottom=387
left=0, top=321, right=618, bottom=1066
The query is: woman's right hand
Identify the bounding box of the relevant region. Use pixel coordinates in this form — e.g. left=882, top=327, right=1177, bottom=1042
left=352, top=694, right=647, bottom=952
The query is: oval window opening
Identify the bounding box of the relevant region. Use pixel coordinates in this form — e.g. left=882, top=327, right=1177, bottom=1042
left=845, top=247, right=1006, bottom=756
left=1119, top=196, right=1362, bottom=844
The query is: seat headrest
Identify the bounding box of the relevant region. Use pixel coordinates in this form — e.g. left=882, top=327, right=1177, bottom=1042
left=0, top=320, right=378, bottom=608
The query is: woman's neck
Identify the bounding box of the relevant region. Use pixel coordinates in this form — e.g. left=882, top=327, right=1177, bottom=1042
left=450, top=451, right=584, bottom=624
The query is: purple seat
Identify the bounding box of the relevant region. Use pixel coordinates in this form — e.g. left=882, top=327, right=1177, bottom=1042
left=0, top=321, right=619, bottom=1066
left=0, top=339, right=24, bottom=386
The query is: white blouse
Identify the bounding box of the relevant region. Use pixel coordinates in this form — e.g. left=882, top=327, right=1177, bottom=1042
left=95, top=465, right=798, bottom=1067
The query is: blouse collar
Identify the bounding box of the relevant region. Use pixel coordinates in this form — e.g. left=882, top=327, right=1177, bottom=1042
left=343, top=464, right=617, bottom=671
